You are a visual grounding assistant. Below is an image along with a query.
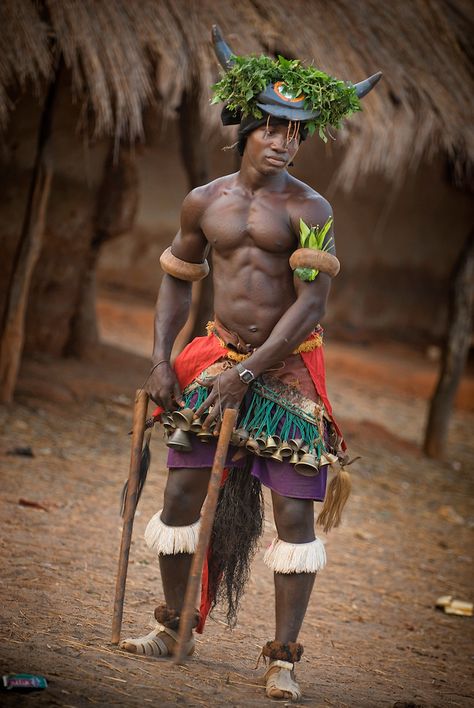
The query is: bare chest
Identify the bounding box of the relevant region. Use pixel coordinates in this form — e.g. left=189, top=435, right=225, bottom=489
left=201, top=190, right=296, bottom=254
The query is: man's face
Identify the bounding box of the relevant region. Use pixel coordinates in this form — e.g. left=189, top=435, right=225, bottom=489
left=244, top=120, right=301, bottom=174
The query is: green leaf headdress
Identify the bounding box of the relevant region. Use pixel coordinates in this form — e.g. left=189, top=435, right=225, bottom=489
left=211, top=25, right=382, bottom=141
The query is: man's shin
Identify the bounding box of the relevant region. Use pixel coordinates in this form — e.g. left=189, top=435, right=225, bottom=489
left=145, top=509, right=201, bottom=614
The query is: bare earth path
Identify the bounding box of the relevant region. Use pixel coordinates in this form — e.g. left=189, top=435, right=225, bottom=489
left=0, top=299, right=473, bottom=707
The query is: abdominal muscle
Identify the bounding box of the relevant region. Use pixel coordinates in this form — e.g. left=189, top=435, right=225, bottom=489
left=211, top=247, right=296, bottom=348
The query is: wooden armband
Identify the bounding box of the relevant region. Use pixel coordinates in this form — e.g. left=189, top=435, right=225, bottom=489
left=159, top=246, right=210, bottom=282
left=289, top=248, right=341, bottom=278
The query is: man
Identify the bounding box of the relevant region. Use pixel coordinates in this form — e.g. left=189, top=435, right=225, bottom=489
left=121, top=27, right=381, bottom=701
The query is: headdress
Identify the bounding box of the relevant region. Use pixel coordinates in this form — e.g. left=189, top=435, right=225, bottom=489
left=211, top=25, right=381, bottom=143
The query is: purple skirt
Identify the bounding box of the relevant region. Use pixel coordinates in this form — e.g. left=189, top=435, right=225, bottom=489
left=167, top=435, right=328, bottom=501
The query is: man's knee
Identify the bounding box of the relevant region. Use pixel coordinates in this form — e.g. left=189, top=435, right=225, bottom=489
left=272, top=495, right=315, bottom=544
left=162, top=468, right=209, bottom=525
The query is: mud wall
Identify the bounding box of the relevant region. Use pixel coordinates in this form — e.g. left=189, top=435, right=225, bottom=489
left=0, top=88, right=108, bottom=356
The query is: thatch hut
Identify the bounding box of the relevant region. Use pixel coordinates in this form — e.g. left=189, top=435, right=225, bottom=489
left=1, top=0, right=473, bottom=411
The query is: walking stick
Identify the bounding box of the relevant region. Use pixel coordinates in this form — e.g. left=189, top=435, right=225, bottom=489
left=111, top=388, right=149, bottom=644
left=173, top=407, right=238, bottom=664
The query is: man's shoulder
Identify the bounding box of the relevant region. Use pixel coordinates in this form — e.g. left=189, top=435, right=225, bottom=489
left=183, top=173, right=237, bottom=210
left=286, top=176, right=333, bottom=224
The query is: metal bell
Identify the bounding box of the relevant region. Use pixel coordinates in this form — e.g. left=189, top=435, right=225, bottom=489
left=233, top=428, right=249, bottom=446
left=196, top=428, right=214, bottom=442
left=289, top=451, right=300, bottom=465
left=260, top=435, right=278, bottom=457
left=279, top=441, right=293, bottom=458
left=161, top=414, right=175, bottom=430
left=190, top=416, right=204, bottom=433
left=166, top=428, right=192, bottom=452
left=231, top=431, right=241, bottom=446
left=270, top=447, right=284, bottom=462
left=171, top=407, right=195, bottom=431
left=294, top=453, right=320, bottom=477
left=246, top=437, right=261, bottom=454
left=289, top=438, right=303, bottom=451
left=255, top=435, right=267, bottom=451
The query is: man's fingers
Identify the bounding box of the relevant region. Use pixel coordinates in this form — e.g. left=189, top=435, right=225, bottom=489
left=173, top=383, right=184, bottom=408
left=202, top=406, right=219, bottom=430
left=194, top=392, right=215, bottom=419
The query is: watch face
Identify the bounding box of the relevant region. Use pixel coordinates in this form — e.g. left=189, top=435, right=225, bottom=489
left=240, top=369, right=254, bottom=384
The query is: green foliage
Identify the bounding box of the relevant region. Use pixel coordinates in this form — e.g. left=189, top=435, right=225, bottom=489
left=295, top=217, right=334, bottom=281
left=212, top=55, right=361, bottom=141
left=298, top=216, right=333, bottom=250
left=295, top=266, right=318, bottom=282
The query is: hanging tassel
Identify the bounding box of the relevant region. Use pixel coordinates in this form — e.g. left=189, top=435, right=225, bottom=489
left=316, top=458, right=359, bottom=533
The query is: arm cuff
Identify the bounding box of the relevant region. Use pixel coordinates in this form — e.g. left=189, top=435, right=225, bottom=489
left=160, top=246, right=209, bottom=281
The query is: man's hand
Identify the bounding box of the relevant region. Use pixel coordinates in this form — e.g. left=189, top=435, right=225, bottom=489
left=146, top=362, right=184, bottom=411
left=194, top=367, right=248, bottom=433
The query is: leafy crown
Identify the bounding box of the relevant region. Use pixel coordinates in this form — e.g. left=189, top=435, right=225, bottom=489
left=212, top=54, right=361, bottom=141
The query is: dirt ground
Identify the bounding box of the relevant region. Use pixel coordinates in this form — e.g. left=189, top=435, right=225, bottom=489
left=0, top=297, right=473, bottom=707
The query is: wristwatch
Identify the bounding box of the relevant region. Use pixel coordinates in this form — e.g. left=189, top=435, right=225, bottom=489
left=236, top=362, right=256, bottom=384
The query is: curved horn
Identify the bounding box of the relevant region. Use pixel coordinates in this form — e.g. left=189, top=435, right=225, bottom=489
left=211, top=24, right=236, bottom=71
left=354, top=71, right=383, bottom=99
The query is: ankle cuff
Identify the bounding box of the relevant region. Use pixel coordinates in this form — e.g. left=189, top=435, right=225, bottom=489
left=145, top=510, right=200, bottom=555
left=263, top=640, right=304, bottom=663
left=154, top=603, right=200, bottom=631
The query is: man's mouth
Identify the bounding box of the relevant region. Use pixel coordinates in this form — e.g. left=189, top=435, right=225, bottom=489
left=265, top=155, right=287, bottom=166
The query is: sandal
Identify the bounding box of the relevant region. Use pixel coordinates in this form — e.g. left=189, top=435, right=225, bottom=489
left=263, top=659, right=301, bottom=701
left=120, top=623, right=195, bottom=658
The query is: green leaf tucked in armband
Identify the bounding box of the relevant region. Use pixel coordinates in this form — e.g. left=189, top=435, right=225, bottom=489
left=295, top=267, right=319, bottom=281
left=294, top=216, right=334, bottom=281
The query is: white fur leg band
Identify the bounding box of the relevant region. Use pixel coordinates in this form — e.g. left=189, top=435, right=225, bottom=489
left=263, top=537, right=327, bottom=573
left=144, top=510, right=200, bottom=555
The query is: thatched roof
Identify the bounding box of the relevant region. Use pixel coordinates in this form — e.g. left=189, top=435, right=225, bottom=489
left=1, top=0, right=472, bottom=187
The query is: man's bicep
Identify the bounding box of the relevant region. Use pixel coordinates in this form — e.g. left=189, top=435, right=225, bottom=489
left=294, top=270, right=332, bottom=307
left=170, top=189, right=208, bottom=262
left=290, top=195, right=336, bottom=255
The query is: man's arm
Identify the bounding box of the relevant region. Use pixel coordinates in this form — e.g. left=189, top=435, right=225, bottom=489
left=243, top=194, right=335, bottom=375
left=148, top=188, right=209, bottom=409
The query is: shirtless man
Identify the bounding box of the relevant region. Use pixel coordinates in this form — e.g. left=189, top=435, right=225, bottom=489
left=121, top=28, right=381, bottom=702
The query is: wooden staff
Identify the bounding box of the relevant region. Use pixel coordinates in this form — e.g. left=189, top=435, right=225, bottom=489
left=111, top=388, right=149, bottom=644
left=173, top=407, right=238, bottom=664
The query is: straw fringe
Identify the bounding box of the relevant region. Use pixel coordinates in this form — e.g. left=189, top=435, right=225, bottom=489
left=317, top=466, right=352, bottom=534
left=264, top=537, right=327, bottom=574
left=144, top=510, right=200, bottom=555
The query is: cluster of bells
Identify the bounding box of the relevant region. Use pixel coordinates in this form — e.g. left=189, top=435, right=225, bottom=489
left=162, top=407, right=323, bottom=477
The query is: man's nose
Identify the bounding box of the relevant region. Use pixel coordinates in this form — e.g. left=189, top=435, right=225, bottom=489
left=270, top=134, right=287, bottom=152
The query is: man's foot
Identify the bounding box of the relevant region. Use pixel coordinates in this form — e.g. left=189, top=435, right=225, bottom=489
left=263, top=660, right=301, bottom=701
left=119, top=623, right=195, bottom=658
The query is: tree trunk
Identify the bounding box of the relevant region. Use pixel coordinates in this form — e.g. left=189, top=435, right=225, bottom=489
left=0, top=59, right=61, bottom=403
left=176, top=80, right=214, bottom=348
left=65, top=143, right=139, bottom=357
left=423, top=230, right=474, bottom=458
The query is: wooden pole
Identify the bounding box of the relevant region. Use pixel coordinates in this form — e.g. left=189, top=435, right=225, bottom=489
left=173, top=408, right=238, bottom=664
left=423, top=229, right=474, bottom=458
left=111, top=388, right=149, bottom=644
left=0, top=57, right=62, bottom=403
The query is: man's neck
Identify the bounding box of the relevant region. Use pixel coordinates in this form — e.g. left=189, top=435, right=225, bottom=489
left=237, top=160, right=288, bottom=193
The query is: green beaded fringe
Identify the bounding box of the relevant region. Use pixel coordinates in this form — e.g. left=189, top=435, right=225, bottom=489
left=183, top=382, right=325, bottom=456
